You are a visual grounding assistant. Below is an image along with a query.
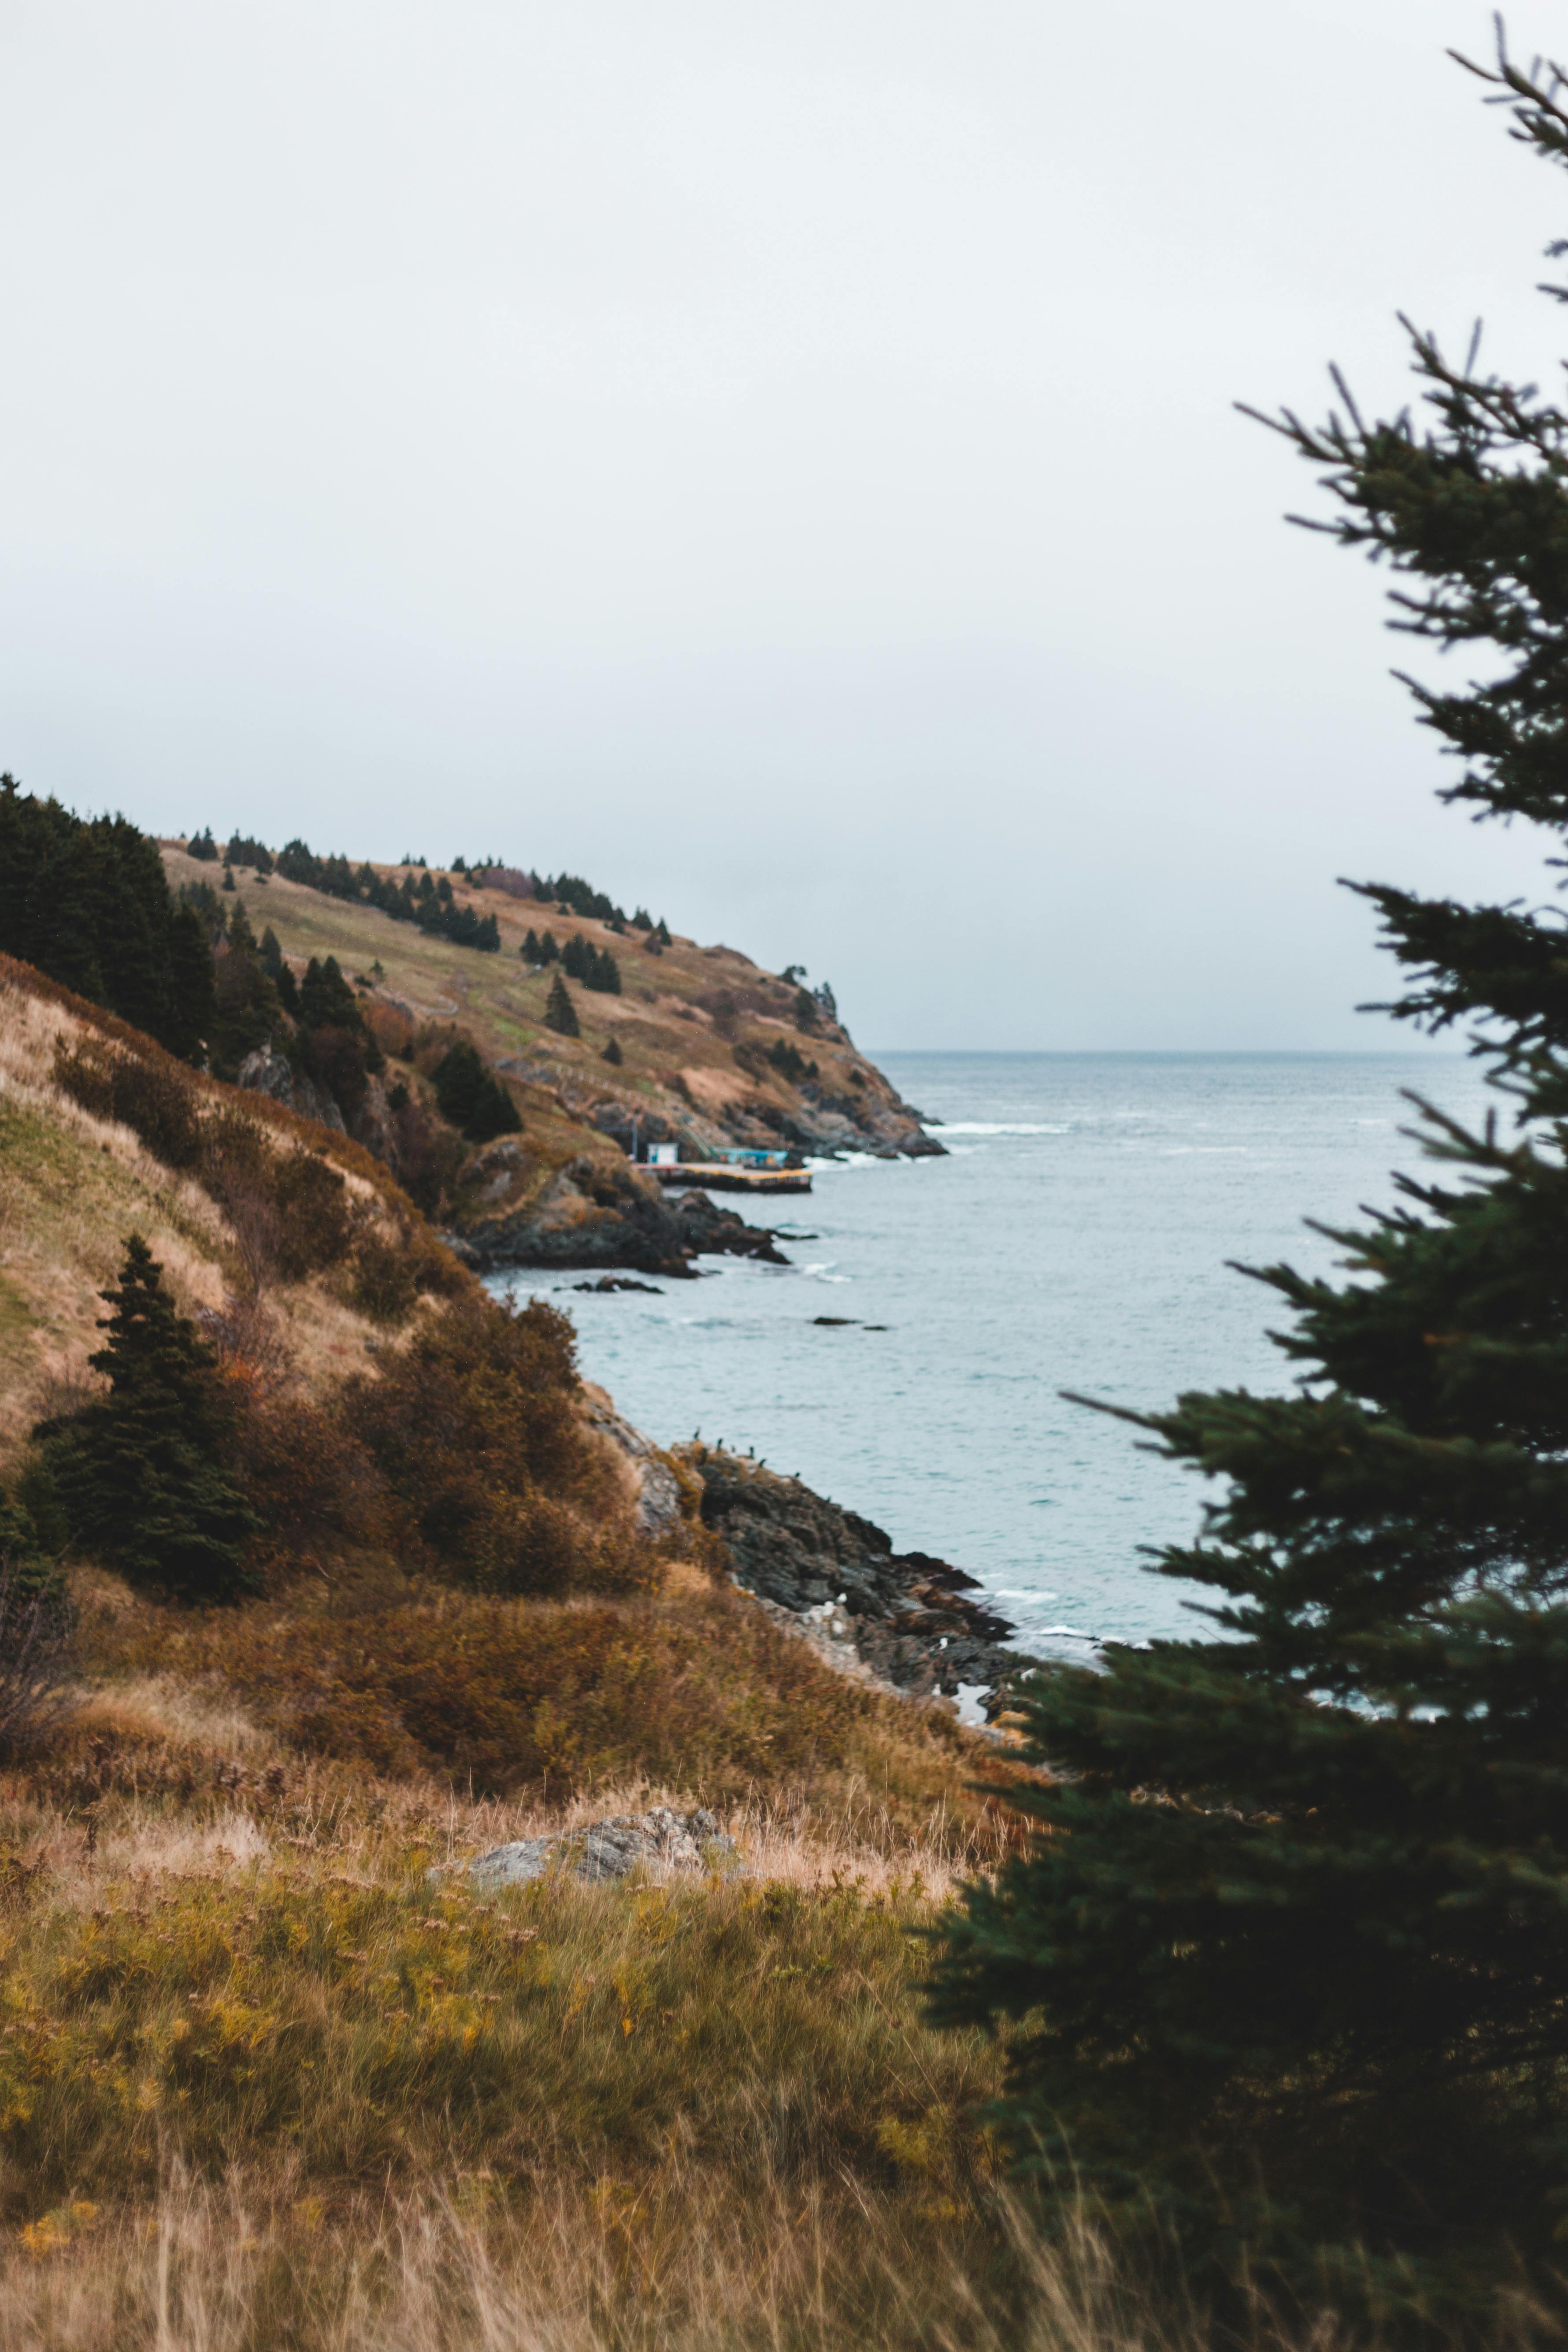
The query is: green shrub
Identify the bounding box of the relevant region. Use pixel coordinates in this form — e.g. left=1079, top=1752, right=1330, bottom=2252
left=767, top=1037, right=817, bottom=1084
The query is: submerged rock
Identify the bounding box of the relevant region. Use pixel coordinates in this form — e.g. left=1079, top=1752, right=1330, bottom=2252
left=464, top=1807, right=740, bottom=1888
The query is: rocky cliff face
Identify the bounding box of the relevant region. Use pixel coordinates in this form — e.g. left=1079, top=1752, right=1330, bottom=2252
left=556, top=1079, right=939, bottom=1165
left=235, top=1044, right=347, bottom=1134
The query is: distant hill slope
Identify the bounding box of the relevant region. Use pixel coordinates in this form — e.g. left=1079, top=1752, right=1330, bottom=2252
left=160, top=839, right=940, bottom=1273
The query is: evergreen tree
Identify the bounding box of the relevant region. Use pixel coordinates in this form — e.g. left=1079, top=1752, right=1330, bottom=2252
left=601, top=1035, right=623, bottom=1065
left=521, top=928, right=541, bottom=964
left=186, top=827, right=219, bottom=862
left=0, top=780, right=214, bottom=1060
left=539, top=929, right=560, bottom=965
left=431, top=1040, right=521, bottom=1142
left=930, top=36, right=1568, bottom=2308
left=225, top=834, right=274, bottom=874
left=163, top=901, right=217, bottom=1062
left=209, top=901, right=284, bottom=1076
left=631, top=907, right=652, bottom=930
left=655, top=917, right=671, bottom=947
left=543, top=973, right=579, bottom=1038
left=297, top=953, right=360, bottom=1033
left=50, top=1236, right=259, bottom=1602
left=293, top=953, right=382, bottom=1118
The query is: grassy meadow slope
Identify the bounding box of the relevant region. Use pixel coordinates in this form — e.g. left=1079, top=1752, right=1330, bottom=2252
left=0, top=948, right=1066, bottom=2349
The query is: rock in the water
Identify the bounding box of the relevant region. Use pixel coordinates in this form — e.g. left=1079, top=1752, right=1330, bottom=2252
left=465, top=1806, right=739, bottom=1888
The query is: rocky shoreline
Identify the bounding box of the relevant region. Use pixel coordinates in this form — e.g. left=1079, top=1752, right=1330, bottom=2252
left=584, top=1399, right=1036, bottom=1714
left=681, top=1446, right=1032, bottom=1705
left=441, top=1150, right=790, bottom=1277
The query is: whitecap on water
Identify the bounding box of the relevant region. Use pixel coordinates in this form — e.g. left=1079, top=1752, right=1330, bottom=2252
left=927, top=1120, right=1071, bottom=1137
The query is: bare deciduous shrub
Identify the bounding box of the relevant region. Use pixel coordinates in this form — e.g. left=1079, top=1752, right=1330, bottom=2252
left=201, top=1113, right=283, bottom=1295
left=198, top=1295, right=292, bottom=1393
left=0, top=1553, right=76, bottom=1756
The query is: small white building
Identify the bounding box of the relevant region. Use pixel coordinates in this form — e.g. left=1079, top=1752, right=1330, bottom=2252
left=646, top=1142, right=679, bottom=1167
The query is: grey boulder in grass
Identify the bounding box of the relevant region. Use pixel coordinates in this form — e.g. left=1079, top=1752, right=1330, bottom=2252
left=463, top=1807, right=741, bottom=1887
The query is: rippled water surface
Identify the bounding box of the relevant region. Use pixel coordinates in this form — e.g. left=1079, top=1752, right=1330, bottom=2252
left=491, top=1053, right=1492, bottom=1659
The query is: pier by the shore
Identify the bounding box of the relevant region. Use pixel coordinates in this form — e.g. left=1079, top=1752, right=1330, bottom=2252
left=649, top=1161, right=812, bottom=1195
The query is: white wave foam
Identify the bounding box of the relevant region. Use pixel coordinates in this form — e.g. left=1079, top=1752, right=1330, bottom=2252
left=927, top=1121, right=1071, bottom=1137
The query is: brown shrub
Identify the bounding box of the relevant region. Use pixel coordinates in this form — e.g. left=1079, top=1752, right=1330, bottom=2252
left=201, top=1112, right=283, bottom=1292
left=227, top=1389, right=386, bottom=1575
left=338, top=1293, right=622, bottom=1591
left=389, top=1094, right=469, bottom=1224
left=140, top=1580, right=976, bottom=1803
left=271, top=1149, right=353, bottom=1279
left=52, top=1035, right=202, bottom=1169
left=363, top=999, right=415, bottom=1061
left=348, top=1228, right=421, bottom=1325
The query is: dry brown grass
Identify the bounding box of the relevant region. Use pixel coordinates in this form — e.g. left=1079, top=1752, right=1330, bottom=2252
left=0, top=2170, right=1202, bottom=2352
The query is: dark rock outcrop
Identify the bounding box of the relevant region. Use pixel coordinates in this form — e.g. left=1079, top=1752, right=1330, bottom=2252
left=446, top=1161, right=788, bottom=1276
left=235, top=1044, right=346, bottom=1134
left=669, top=1188, right=788, bottom=1263
left=678, top=1446, right=1031, bottom=1704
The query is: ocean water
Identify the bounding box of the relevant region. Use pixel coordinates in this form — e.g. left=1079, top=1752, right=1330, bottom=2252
left=490, top=1053, right=1495, bottom=1661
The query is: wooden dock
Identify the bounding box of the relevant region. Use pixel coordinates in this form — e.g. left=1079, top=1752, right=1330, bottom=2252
left=649, top=1162, right=812, bottom=1195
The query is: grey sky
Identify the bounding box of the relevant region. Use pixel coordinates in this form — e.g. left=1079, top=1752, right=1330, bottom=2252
left=0, top=0, right=1558, bottom=1048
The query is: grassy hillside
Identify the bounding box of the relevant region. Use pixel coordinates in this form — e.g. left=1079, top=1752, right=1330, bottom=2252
left=0, top=950, right=1064, bottom=2349
left=0, top=953, right=452, bottom=1478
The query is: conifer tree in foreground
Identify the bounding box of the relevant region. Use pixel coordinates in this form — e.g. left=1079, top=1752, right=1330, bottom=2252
left=931, top=34, right=1568, bottom=2307
left=49, top=1236, right=259, bottom=1603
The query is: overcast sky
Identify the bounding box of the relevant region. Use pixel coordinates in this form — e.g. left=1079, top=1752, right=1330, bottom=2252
left=2, top=0, right=1563, bottom=1048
